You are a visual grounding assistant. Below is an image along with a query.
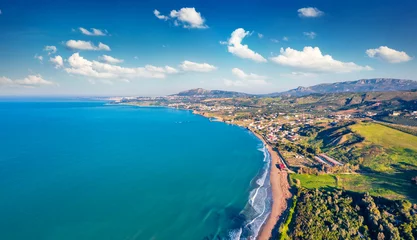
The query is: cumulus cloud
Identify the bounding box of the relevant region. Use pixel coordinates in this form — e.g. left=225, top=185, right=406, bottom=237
left=64, top=53, right=178, bottom=80
left=270, top=46, right=372, bottom=73
left=303, top=31, right=317, bottom=39
left=50, top=55, right=64, bottom=68
left=79, top=27, right=107, bottom=36
left=154, top=8, right=208, bottom=29
left=170, top=8, right=208, bottom=29
left=180, top=60, right=217, bottom=72
left=226, top=28, right=267, bottom=63
left=366, top=46, right=412, bottom=63
left=258, top=33, right=264, bottom=39
left=44, top=45, right=57, bottom=55
left=153, top=9, right=168, bottom=20
left=0, top=74, right=55, bottom=87
left=298, top=7, right=324, bottom=18
left=99, top=55, right=124, bottom=64
left=66, top=40, right=111, bottom=51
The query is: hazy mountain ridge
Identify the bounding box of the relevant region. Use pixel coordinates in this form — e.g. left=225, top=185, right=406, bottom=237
left=175, top=88, right=252, bottom=97
left=268, top=78, right=417, bottom=97
left=175, top=79, right=417, bottom=98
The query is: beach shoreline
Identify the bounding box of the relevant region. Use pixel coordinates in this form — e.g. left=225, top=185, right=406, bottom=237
left=251, top=131, right=292, bottom=240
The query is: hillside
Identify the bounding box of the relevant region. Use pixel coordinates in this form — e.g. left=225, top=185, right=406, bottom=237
left=174, top=79, right=417, bottom=98
left=267, top=78, right=417, bottom=97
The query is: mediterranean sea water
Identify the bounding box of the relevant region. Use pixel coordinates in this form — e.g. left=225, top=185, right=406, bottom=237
left=0, top=101, right=271, bottom=240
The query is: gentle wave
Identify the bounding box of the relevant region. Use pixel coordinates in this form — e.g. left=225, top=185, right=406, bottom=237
left=228, top=142, right=273, bottom=240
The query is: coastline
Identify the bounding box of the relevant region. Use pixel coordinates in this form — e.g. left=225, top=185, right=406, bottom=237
left=122, top=104, right=292, bottom=239
left=250, top=132, right=292, bottom=240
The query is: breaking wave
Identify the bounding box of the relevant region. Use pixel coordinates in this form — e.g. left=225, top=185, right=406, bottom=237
left=228, top=141, right=272, bottom=240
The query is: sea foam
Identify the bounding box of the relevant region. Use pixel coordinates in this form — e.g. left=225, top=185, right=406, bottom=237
left=228, top=142, right=272, bottom=240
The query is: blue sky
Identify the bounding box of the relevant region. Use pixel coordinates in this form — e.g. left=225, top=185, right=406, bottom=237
left=1, top=0, right=417, bottom=96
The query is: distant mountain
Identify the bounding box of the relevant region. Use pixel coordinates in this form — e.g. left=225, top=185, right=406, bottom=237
left=175, top=88, right=252, bottom=98
left=175, top=79, right=417, bottom=98
left=267, top=78, right=417, bottom=97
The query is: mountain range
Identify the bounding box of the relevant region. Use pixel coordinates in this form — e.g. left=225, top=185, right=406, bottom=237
left=175, top=78, right=417, bottom=98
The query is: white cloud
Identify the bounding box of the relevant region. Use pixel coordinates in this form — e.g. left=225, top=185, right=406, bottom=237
left=303, top=31, right=317, bottom=39
left=258, top=33, right=264, bottom=39
left=298, top=7, right=324, bottom=18
left=271, top=38, right=280, bottom=43
left=145, top=65, right=179, bottom=74
left=155, top=8, right=207, bottom=29
left=0, top=74, right=55, bottom=87
left=281, top=72, right=318, bottom=79
left=227, top=28, right=267, bottom=63
left=366, top=46, right=413, bottom=63
left=231, top=68, right=267, bottom=81
left=230, top=68, right=268, bottom=86
left=219, top=41, right=228, bottom=45
left=34, top=54, right=43, bottom=63
left=99, top=55, right=124, bottom=64
left=50, top=55, right=64, bottom=68
left=270, top=46, right=372, bottom=73
left=154, top=9, right=168, bottom=20
left=0, top=77, right=13, bottom=86
left=66, top=40, right=110, bottom=51
left=180, top=60, right=217, bottom=72
left=79, top=27, right=107, bottom=36
left=49, top=56, right=63, bottom=68
left=224, top=79, right=247, bottom=87
left=64, top=53, right=178, bottom=80
left=170, top=8, right=208, bottom=29
left=44, top=45, right=57, bottom=55
left=282, top=36, right=289, bottom=41
left=97, top=42, right=110, bottom=51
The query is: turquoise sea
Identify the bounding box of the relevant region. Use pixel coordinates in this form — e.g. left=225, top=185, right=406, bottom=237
left=0, top=101, right=271, bottom=240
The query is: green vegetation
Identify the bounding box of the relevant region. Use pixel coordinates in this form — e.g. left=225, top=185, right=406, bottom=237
left=351, top=123, right=417, bottom=151
left=375, top=121, right=417, bottom=136
left=290, top=174, right=410, bottom=201
left=279, top=195, right=297, bottom=240
left=288, top=188, right=367, bottom=239
left=285, top=188, right=417, bottom=240
left=292, top=121, right=417, bottom=202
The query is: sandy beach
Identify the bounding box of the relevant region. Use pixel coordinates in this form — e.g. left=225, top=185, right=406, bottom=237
left=253, top=132, right=292, bottom=240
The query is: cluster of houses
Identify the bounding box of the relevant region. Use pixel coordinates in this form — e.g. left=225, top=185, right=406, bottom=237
left=247, top=113, right=322, bottom=144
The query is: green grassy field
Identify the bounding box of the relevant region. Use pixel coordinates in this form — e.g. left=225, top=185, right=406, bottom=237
left=290, top=174, right=410, bottom=201
left=350, top=122, right=417, bottom=151
left=291, top=121, right=417, bottom=202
